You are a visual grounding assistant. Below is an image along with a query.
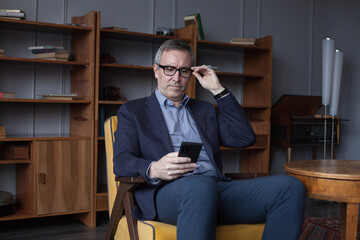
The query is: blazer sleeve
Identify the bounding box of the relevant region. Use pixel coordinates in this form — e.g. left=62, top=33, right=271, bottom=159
left=216, top=93, right=256, bottom=148
left=113, top=103, right=153, bottom=180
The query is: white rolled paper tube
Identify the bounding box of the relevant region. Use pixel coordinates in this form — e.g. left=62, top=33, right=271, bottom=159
left=330, top=49, right=344, bottom=116
left=322, top=38, right=335, bottom=105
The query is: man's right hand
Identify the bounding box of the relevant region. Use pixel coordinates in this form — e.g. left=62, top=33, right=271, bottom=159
left=148, top=152, right=197, bottom=181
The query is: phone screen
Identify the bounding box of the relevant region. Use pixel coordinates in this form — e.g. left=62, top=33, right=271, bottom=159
left=178, top=142, right=203, bottom=163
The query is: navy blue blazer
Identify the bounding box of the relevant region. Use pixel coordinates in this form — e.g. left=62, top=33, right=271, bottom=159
left=113, top=91, right=255, bottom=220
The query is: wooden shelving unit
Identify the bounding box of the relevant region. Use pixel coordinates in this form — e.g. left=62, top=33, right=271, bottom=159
left=195, top=36, right=272, bottom=174
left=0, top=12, right=96, bottom=227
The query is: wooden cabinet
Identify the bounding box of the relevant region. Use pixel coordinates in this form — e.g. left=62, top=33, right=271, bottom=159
left=0, top=12, right=96, bottom=226
left=195, top=36, right=272, bottom=175
left=36, top=140, right=91, bottom=215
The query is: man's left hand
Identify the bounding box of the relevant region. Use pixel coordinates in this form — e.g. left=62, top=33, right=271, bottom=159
left=192, top=65, right=224, bottom=95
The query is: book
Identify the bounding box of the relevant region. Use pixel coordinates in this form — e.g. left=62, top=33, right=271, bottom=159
left=103, top=26, right=127, bottom=31
left=184, top=13, right=205, bottom=40
left=0, top=12, right=25, bottom=18
left=41, top=96, right=73, bottom=100
left=0, top=17, right=23, bottom=20
left=230, top=38, right=256, bottom=45
left=33, top=52, right=69, bottom=59
left=28, top=46, right=64, bottom=50
left=0, top=126, right=5, bottom=133
left=0, top=9, right=23, bottom=13
left=31, top=48, right=68, bottom=54
left=0, top=92, right=15, bottom=99
left=39, top=93, right=78, bottom=100
left=37, top=57, right=69, bottom=61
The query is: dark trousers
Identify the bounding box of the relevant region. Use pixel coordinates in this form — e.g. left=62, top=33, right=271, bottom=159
left=155, top=174, right=305, bottom=240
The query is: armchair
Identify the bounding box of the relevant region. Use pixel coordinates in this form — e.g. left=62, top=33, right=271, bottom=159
left=104, top=116, right=265, bottom=240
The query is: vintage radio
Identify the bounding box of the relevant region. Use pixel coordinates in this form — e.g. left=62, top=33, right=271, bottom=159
left=271, top=95, right=340, bottom=147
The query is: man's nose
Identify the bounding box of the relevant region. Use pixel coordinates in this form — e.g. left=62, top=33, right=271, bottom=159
left=172, top=70, right=180, bottom=82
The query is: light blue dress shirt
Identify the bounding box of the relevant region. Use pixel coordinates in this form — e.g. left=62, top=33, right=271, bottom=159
left=150, top=89, right=219, bottom=179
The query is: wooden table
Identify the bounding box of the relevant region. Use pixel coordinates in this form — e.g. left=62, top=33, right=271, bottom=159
left=283, top=160, right=360, bottom=240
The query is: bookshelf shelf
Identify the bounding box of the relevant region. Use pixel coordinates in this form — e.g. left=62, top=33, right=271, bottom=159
left=0, top=17, right=92, bottom=33
left=0, top=56, right=89, bottom=66
left=0, top=159, right=31, bottom=164
left=0, top=98, right=91, bottom=103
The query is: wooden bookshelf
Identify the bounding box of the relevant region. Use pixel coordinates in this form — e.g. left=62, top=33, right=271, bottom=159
left=0, top=12, right=96, bottom=227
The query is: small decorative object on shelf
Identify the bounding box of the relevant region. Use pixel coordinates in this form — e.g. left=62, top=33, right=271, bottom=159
left=0, top=191, right=16, bottom=216
left=103, top=86, right=126, bottom=101
left=0, top=49, right=4, bottom=56
left=100, top=52, right=115, bottom=64
left=155, top=27, right=174, bottom=36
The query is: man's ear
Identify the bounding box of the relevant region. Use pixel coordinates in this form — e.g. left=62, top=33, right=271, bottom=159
left=153, top=64, right=159, bottom=79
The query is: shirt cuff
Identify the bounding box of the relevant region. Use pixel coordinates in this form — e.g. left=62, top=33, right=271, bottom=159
left=146, top=161, right=162, bottom=185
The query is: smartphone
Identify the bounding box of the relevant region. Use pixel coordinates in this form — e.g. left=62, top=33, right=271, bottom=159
left=178, top=142, right=203, bottom=163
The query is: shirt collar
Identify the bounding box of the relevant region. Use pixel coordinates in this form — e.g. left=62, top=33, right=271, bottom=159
left=155, top=89, right=189, bottom=108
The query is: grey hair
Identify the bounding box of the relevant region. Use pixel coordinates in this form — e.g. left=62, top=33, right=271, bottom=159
left=154, top=39, right=195, bottom=66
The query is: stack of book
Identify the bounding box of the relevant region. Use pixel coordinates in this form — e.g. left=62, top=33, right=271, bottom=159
left=0, top=9, right=26, bottom=20
left=0, top=126, right=6, bottom=138
left=39, top=93, right=78, bottom=100
left=28, top=46, right=69, bottom=61
left=0, top=49, right=4, bottom=56
left=0, top=92, right=15, bottom=99
left=229, top=38, right=256, bottom=45
left=184, top=13, right=205, bottom=40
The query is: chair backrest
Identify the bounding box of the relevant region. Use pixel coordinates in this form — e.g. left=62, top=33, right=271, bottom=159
left=104, top=116, right=118, bottom=216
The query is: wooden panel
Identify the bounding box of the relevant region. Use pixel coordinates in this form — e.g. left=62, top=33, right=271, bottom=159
left=240, top=149, right=270, bottom=174
left=36, top=140, right=91, bottom=215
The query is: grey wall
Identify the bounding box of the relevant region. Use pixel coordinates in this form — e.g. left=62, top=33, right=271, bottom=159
left=1, top=0, right=360, bottom=181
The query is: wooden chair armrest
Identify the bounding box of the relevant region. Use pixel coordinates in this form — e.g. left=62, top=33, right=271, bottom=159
left=115, top=176, right=146, bottom=184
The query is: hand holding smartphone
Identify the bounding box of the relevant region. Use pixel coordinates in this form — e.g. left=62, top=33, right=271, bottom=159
left=178, top=142, right=203, bottom=163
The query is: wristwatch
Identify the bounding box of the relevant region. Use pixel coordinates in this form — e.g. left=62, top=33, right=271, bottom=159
left=213, top=88, right=229, bottom=100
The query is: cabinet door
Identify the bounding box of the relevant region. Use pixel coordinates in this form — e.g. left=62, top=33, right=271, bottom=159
left=35, top=140, right=91, bottom=215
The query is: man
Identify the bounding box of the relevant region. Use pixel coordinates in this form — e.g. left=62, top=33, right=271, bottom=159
left=114, top=39, right=305, bottom=240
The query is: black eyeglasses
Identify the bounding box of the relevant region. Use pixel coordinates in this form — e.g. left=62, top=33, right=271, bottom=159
left=157, top=64, right=193, bottom=78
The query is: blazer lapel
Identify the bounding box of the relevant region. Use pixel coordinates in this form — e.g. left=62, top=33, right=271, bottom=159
left=186, top=102, right=215, bottom=163
left=145, top=93, right=173, bottom=153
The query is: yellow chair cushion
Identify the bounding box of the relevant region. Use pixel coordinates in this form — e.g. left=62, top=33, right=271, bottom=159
left=117, top=216, right=265, bottom=240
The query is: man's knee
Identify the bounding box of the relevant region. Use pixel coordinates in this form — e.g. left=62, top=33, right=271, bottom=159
left=181, top=175, right=219, bottom=206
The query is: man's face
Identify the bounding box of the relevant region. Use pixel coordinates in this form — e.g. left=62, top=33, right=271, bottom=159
left=153, top=50, right=192, bottom=104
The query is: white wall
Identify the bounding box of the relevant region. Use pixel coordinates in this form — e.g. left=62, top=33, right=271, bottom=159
left=1, top=0, right=360, bottom=180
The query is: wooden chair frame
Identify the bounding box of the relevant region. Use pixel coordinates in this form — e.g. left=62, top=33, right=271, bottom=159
left=105, top=176, right=145, bottom=240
